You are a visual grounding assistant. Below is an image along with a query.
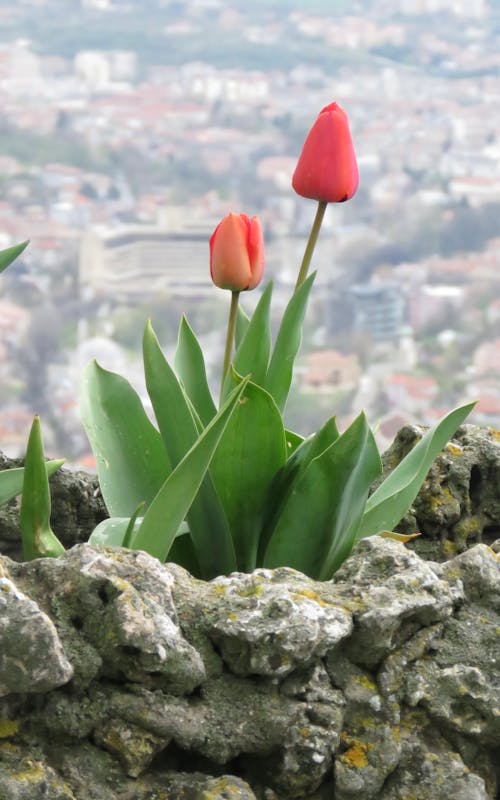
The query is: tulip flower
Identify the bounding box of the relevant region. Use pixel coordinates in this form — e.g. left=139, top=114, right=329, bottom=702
left=292, top=102, right=358, bottom=203
left=210, top=212, right=265, bottom=397
left=292, top=102, right=359, bottom=291
left=210, top=212, right=264, bottom=292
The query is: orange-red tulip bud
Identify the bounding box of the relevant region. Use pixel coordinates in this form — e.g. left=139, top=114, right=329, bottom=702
left=292, top=102, right=359, bottom=203
left=210, top=213, right=265, bottom=292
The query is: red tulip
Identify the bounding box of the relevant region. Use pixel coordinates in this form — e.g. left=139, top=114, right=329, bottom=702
left=210, top=213, right=264, bottom=292
left=292, top=102, right=359, bottom=203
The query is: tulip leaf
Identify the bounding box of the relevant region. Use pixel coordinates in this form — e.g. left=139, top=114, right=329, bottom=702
left=0, top=459, right=64, bottom=506
left=264, top=272, right=316, bottom=412
left=122, top=502, right=146, bottom=548
left=211, top=380, right=287, bottom=572
left=221, top=282, right=273, bottom=402
left=356, top=401, right=475, bottom=543
left=0, top=240, right=29, bottom=274
left=79, top=360, right=171, bottom=517
left=233, top=281, right=273, bottom=384
left=263, top=413, right=381, bottom=580
left=131, top=378, right=249, bottom=566
left=174, top=315, right=217, bottom=427
left=235, top=305, right=250, bottom=348
left=285, top=429, right=304, bottom=457
left=166, top=527, right=201, bottom=576
left=258, top=416, right=339, bottom=563
left=20, top=416, right=65, bottom=560
left=88, top=515, right=191, bottom=549
left=89, top=516, right=141, bottom=548
left=144, top=320, right=200, bottom=464
left=144, top=320, right=237, bottom=577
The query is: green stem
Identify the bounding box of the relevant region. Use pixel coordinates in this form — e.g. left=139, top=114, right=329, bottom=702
left=220, top=290, right=240, bottom=403
left=294, top=200, right=328, bottom=291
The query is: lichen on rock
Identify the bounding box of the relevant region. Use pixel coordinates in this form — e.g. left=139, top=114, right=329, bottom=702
left=0, top=534, right=498, bottom=799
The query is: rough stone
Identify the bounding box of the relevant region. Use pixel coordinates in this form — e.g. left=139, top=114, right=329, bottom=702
left=6, top=545, right=205, bottom=694
left=0, top=536, right=498, bottom=799
left=378, top=710, right=491, bottom=800
left=204, top=568, right=353, bottom=677
left=328, top=536, right=460, bottom=668
left=383, top=423, right=500, bottom=560
left=0, top=570, right=73, bottom=697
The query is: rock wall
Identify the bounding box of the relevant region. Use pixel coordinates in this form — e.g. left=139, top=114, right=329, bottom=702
left=0, top=537, right=499, bottom=799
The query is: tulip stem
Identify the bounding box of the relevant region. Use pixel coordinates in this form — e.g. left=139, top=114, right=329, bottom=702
left=220, top=290, right=240, bottom=403
left=294, top=200, right=327, bottom=291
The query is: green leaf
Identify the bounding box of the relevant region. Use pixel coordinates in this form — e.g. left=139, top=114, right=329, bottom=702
left=79, top=360, right=170, bottom=517
left=174, top=316, right=217, bottom=426
left=264, top=272, right=315, bottom=412
left=123, top=502, right=146, bottom=548
left=0, top=459, right=63, bottom=506
left=0, top=240, right=29, bottom=274
left=235, top=304, right=250, bottom=348
left=20, top=417, right=65, bottom=560
left=291, top=416, right=340, bottom=473
left=263, top=413, right=381, bottom=580
left=356, top=401, right=475, bottom=542
left=89, top=516, right=189, bottom=548
left=232, top=281, right=273, bottom=385
left=144, top=320, right=200, bottom=465
left=166, top=528, right=201, bottom=577
left=220, top=282, right=273, bottom=403
left=144, top=320, right=236, bottom=577
left=284, top=429, right=305, bottom=457
left=131, top=378, right=249, bottom=566
left=211, top=381, right=287, bottom=572
left=89, top=517, right=140, bottom=547
left=258, top=416, right=339, bottom=564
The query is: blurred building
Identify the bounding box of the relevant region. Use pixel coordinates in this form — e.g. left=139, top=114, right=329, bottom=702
left=348, top=282, right=406, bottom=342
left=79, top=213, right=218, bottom=299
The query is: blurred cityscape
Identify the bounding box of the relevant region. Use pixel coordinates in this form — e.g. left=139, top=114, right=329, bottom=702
left=0, top=0, right=500, bottom=464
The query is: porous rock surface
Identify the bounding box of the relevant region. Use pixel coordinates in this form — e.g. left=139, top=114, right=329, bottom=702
left=384, top=423, right=500, bottom=561
left=0, top=537, right=498, bottom=799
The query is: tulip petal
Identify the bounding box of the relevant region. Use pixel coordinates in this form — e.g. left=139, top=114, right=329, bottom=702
left=292, top=102, right=359, bottom=203
left=210, top=213, right=252, bottom=291
left=246, top=216, right=265, bottom=290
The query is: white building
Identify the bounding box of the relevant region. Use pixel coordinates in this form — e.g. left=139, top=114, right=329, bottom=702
left=79, top=216, right=219, bottom=299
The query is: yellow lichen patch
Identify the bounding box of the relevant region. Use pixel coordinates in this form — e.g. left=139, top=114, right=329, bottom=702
left=455, top=516, right=482, bottom=538
left=487, top=427, right=500, bottom=442
left=0, top=719, right=19, bottom=738
left=428, top=485, right=455, bottom=509
left=353, top=674, right=377, bottom=691
left=442, top=539, right=458, bottom=557
left=11, top=763, right=46, bottom=783
left=236, top=582, right=264, bottom=598
left=340, top=739, right=370, bottom=768
left=212, top=584, right=227, bottom=597
left=202, top=776, right=240, bottom=798
left=291, top=588, right=328, bottom=607
left=299, top=726, right=311, bottom=738
left=446, top=442, right=463, bottom=457
left=392, top=724, right=401, bottom=743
